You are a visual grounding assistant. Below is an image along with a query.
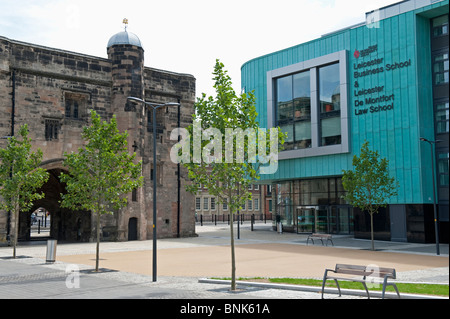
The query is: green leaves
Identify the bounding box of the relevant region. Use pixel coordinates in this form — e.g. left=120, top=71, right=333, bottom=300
left=0, top=125, right=49, bottom=257
left=342, top=140, right=399, bottom=250
left=342, top=141, right=399, bottom=214
left=60, top=110, right=143, bottom=216
left=0, top=125, right=49, bottom=214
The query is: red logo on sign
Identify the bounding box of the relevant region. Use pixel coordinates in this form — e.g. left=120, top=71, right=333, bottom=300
left=354, top=50, right=360, bottom=59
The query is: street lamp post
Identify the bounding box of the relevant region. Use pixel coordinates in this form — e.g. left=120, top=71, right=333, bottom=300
left=127, top=97, right=180, bottom=281
left=420, top=137, right=442, bottom=256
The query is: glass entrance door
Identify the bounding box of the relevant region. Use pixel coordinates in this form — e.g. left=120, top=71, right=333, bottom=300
left=296, top=208, right=315, bottom=233
left=330, top=206, right=353, bottom=234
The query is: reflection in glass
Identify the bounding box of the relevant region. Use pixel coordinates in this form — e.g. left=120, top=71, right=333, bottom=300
left=277, top=75, right=293, bottom=121
left=276, top=71, right=312, bottom=150
left=433, top=52, right=449, bottom=84
left=319, top=63, right=341, bottom=146
left=432, top=15, right=449, bottom=37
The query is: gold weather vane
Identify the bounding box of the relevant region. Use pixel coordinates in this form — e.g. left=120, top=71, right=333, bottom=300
left=123, top=18, right=129, bottom=31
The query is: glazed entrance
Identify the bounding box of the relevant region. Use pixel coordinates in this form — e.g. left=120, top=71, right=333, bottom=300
left=274, top=178, right=354, bottom=235
left=294, top=206, right=353, bottom=234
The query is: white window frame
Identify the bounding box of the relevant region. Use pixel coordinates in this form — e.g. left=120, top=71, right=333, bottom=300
left=203, top=197, right=209, bottom=211
left=254, top=198, right=259, bottom=211
left=195, top=197, right=201, bottom=211
left=223, top=198, right=228, bottom=211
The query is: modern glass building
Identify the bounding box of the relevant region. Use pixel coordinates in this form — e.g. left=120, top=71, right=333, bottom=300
left=241, top=0, right=449, bottom=243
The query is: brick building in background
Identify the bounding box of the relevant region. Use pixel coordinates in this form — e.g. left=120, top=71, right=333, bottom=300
left=0, top=27, right=196, bottom=244
left=195, top=184, right=274, bottom=222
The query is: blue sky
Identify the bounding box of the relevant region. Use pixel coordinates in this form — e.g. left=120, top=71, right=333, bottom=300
left=0, top=0, right=400, bottom=97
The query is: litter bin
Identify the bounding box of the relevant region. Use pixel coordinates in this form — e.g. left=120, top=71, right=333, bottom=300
left=276, top=215, right=283, bottom=234
left=46, top=239, right=57, bottom=263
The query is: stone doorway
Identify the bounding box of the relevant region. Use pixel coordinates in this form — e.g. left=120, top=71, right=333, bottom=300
left=18, top=168, right=91, bottom=242
left=128, top=217, right=138, bottom=241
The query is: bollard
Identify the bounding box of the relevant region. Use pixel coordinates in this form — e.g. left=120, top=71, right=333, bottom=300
left=251, top=214, right=254, bottom=231
left=46, top=239, right=57, bottom=263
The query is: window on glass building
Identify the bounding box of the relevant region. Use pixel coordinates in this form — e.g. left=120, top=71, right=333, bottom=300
left=270, top=50, right=348, bottom=158
left=276, top=70, right=311, bottom=150
left=432, top=15, right=449, bottom=37
left=438, top=152, right=449, bottom=186
left=319, top=63, right=341, bottom=146
left=433, top=51, right=449, bottom=85
left=436, top=100, right=449, bottom=133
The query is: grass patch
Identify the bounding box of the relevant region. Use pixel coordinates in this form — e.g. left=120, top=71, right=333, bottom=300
left=212, top=277, right=449, bottom=297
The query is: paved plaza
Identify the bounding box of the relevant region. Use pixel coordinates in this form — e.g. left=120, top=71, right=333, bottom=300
left=0, top=222, right=448, bottom=302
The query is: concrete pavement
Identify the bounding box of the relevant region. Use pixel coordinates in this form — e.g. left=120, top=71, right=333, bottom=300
left=0, top=222, right=448, bottom=300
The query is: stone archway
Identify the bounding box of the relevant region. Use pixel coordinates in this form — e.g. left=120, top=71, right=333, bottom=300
left=18, top=165, right=92, bottom=242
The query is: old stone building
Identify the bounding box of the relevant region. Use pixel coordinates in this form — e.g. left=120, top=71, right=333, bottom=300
left=0, top=28, right=196, bottom=244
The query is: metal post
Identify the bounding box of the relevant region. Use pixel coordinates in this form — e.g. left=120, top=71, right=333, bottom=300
left=127, top=97, right=180, bottom=282
left=177, top=98, right=181, bottom=238
left=420, top=137, right=441, bottom=255
left=429, top=143, right=440, bottom=256
left=152, top=106, right=157, bottom=281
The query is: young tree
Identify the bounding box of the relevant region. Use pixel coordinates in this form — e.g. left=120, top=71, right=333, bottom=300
left=60, top=110, right=143, bottom=271
left=342, top=141, right=399, bottom=251
left=180, top=60, right=285, bottom=290
left=0, top=125, right=49, bottom=258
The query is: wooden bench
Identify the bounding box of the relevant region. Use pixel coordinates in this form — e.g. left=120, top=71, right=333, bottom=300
left=306, top=233, right=333, bottom=246
left=321, top=264, right=400, bottom=299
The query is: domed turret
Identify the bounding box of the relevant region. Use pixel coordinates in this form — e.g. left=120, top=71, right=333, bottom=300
left=107, top=30, right=143, bottom=48
left=107, top=19, right=145, bottom=152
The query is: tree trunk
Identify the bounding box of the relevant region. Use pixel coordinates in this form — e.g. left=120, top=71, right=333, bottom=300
left=370, top=212, right=375, bottom=251
left=12, top=201, right=19, bottom=259
left=230, top=210, right=236, bottom=291
left=229, top=190, right=236, bottom=291
left=96, top=211, right=100, bottom=272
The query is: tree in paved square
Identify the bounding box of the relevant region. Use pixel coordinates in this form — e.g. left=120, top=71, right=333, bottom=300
left=342, top=141, right=399, bottom=251
left=180, top=60, right=285, bottom=290
left=0, top=125, right=49, bottom=258
left=60, top=110, right=143, bottom=271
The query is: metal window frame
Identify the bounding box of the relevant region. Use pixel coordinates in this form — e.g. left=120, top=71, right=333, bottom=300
left=267, top=50, right=350, bottom=160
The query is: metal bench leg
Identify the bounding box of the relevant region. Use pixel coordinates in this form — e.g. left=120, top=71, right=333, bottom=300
left=382, top=280, right=400, bottom=299
left=321, top=271, right=328, bottom=299
left=361, top=281, right=370, bottom=299
left=334, top=279, right=341, bottom=297
left=392, top=283, right=400, bottom=299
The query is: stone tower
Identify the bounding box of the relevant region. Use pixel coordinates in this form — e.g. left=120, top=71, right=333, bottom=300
left=106, top=27, right=148, bottom=240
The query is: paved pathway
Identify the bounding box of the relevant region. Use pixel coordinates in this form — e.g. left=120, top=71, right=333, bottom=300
left=0, top=222, right=448, bottom=303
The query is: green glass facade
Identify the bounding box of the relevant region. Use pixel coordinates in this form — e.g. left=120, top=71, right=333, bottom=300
left=241, top=0, right=449, bottom=243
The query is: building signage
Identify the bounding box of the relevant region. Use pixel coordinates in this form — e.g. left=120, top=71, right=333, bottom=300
left=352, top=45, right=412, bottom=116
